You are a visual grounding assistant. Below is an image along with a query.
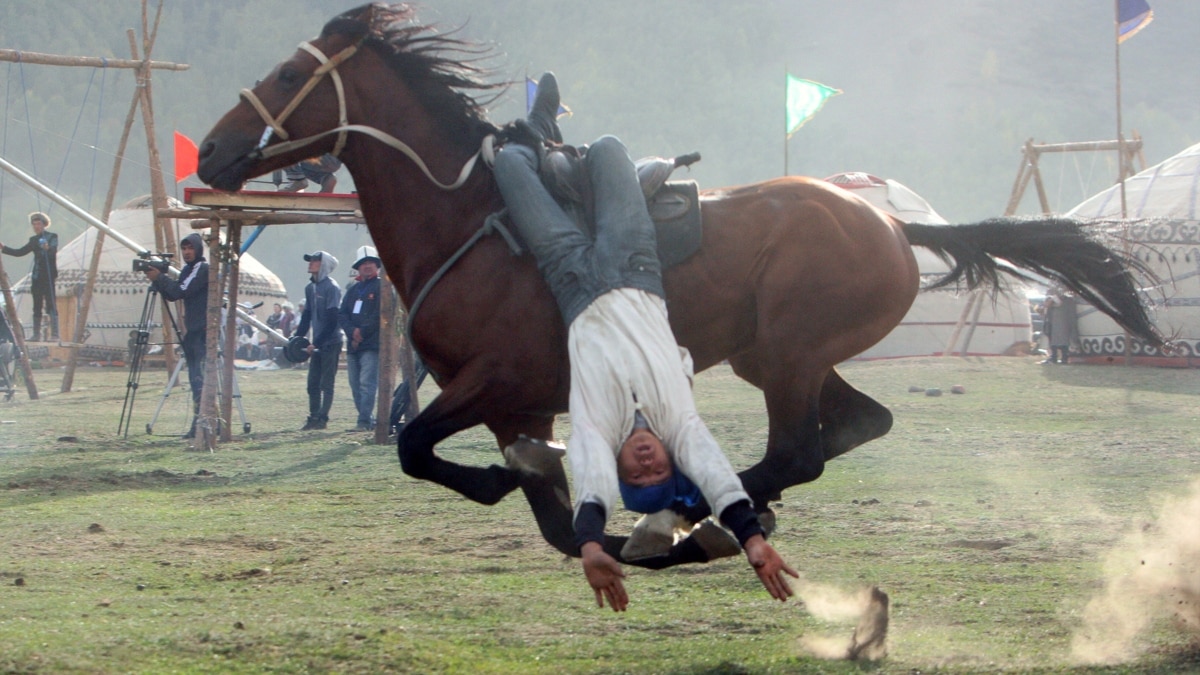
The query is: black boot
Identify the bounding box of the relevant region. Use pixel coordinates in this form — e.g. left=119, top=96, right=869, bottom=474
left=527, top=72, right=562, bottom=144
left=301, top=416, right=319, bottom=431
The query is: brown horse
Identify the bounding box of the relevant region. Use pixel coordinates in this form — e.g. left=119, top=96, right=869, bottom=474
left=197, top=4, right=1161, bottom=568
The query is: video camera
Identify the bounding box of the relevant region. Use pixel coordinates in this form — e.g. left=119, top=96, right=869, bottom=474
left=132, top=253, right=173, bottom=274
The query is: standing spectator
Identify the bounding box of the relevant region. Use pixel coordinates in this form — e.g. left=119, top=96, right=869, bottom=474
left=339, top=246, right=383, bottom=432
left=295, top=251, right=343, bottom=430
left=1041, top=286, right=1079, bottom=364
left=1, top=212, right=59, bottom=340
left=266, top=303, right=284, bottom=333
left=141, top=233, right=208, bottom=438
left=278, top=302, right=296, bottom=339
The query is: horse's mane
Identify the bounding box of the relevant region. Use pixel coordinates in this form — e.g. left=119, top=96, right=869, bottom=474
left=322, top=3, right=505, bottom=144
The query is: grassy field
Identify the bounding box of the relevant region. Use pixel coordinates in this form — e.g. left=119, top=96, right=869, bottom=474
left=1, top=356, right=1198, bottom=673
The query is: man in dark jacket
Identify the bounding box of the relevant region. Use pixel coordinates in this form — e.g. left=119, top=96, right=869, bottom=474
left=295, top=250, right=343, bottom=430
left=338, top=246, right=383, bottom=432
left=1, top=212, right=59, bottom=340
left=142, top=233, right=209, bottom=438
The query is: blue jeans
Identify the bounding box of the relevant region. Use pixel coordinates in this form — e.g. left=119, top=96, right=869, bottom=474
left=346, top=348, right=379, bottom=425
left=493, top=135, right=663, bottom=326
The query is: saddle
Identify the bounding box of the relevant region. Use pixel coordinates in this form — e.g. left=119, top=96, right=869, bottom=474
left=528, top=145, right=705, bottom=270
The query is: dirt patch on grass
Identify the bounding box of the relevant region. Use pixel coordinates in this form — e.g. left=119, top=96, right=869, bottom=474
left=6, top=468, right=227, bottom=494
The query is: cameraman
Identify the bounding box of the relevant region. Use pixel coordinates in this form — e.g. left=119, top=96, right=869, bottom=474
left=0, top=212, right=59, bottom=340
left=142, top=233, right=209, bottom=438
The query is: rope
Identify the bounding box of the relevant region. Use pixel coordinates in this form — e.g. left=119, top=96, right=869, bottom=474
left=51, top=66, right=98, bottom=218
left=17, top=59, right=41, bottom=211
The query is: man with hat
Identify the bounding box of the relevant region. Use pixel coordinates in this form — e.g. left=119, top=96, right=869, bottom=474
left=295, top=250, right=343, bottom=430
left=338, top=245, right=383, bottom=432
left=1, top=212, right=59, bottom=340
left=492, top=74, right=796, bottom=612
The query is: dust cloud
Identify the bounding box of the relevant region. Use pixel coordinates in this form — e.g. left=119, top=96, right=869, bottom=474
left=796, top=581, right=889, bottom=661
left=1071, top=477, right=1200, bottom=664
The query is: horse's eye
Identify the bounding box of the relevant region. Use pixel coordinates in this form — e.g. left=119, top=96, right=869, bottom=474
left=278, top=67, right=301, bottom=87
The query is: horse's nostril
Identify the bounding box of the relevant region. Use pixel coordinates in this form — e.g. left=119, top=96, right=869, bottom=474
left=198, top=141, right=214, bottom=160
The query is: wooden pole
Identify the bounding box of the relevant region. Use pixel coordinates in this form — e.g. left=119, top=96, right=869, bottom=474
left=196, top=221, right=222, bottom=451
left=221, top=223, right=242, bottom=442
left=374, top=274, right=397, bottom=445
left=61, top=63, right=145, bottom=392
left=0, top=49, right=187, bottom=71
left=0, top=257, right=39, bottom=399
left=127, top=6, right=177, bottom=375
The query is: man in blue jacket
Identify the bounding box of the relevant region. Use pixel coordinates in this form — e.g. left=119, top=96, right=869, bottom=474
left=295, top=250, right=343, bottom=430
left=142, top=233, right=209, bottom=438
left=338, top=246, right=383, bottom=432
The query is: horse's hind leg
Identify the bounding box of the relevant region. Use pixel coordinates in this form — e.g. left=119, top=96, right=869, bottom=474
left=819, top=368, right=892, bottom=461
left=728, top=353, right=826, bottom=508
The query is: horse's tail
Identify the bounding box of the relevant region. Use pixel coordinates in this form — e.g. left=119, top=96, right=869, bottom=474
left=901, top=216, right=1163, bottom=347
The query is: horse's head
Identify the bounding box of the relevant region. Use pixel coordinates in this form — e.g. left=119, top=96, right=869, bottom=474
left=197, top=4, right=392, bottom=191
left=198, top=3, right=504, bottom=193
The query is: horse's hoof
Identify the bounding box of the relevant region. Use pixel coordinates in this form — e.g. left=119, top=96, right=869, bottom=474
left=689, top=519, right=741, bottom=561
left=502, top=435, right=566, bottom=477
left=620, top=510, right=677, bottom=560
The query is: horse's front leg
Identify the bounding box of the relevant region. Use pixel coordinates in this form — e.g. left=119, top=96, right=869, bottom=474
left=396, top=371, right=521, bottom=506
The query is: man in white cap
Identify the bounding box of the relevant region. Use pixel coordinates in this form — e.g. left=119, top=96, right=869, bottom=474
left=295, top=250, right=343, bottom=430
left=338, top=246, right=383, bottom=432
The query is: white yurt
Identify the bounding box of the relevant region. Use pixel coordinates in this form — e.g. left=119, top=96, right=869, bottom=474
left=825, top=172, right=1033, bottom=359
left=11, top=195, right=288, bottom=360
left=1066, top=141, right=1200, bottom=366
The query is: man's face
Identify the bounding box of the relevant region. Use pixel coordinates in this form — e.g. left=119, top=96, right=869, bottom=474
left=617, top=428, right=673, bottom=487
left=180, top=243, right=197, bottom=264
left=308, top=259, right=321, bottom=275
left=357, top=261, right=379, bottom=280
left=31, top=219, right=46, bottom=235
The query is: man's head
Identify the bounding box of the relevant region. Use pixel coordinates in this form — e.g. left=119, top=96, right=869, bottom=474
left=29, top=212, right=49, bottom=234
left=352, top=245, right=382, bottom=280
left=305, top=252, right=322, bottom=275
left=617, top=427, right=672, bottom=488
left=179, top=233, right=203, bottom=264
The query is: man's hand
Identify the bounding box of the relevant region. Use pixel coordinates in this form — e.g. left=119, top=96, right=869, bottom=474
left=581, top=542, right=628, bottom=612
left=306, top=344, right=315, bottom=355
left=352, top=328, right=362, bottom=344
left=743, top=534, right=798, bottom=602
left=143, top=267, right=161, bottom=282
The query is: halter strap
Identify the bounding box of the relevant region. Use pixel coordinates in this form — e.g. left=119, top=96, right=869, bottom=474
left=239, top=40, right=358, bottom=156
left=238, top=39, right=491, bottom=191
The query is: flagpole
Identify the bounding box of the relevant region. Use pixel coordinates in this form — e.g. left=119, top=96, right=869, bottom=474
left=783, top=65, right=789, bottom=177
left=1114, top=0, right=1128, bottom=219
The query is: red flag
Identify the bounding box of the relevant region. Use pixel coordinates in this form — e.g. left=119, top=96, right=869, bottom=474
left=174, top=131, right=199, bottom=183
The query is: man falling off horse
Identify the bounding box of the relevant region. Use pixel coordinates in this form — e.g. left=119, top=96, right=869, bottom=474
left=494, top=74, right=797, bottom=611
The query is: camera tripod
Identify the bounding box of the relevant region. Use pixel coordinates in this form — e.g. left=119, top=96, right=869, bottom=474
left=145, top=334, right=250, bottom=437
left=118, top=284, right=172, bottom=436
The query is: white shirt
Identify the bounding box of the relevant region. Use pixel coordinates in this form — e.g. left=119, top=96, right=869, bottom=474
left=565, top=287, right=750, bottom=520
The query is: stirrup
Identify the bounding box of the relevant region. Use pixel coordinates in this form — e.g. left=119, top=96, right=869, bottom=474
left=502, top=434, right=566, bottom=477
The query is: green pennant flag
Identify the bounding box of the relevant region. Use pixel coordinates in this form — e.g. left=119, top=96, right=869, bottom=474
left=786, top=75, right=841, bottom=137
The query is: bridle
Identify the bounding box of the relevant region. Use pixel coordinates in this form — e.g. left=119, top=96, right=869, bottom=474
left=237, top=36, right=519, bottom=358
left=238, top=38, right=495, bottom=191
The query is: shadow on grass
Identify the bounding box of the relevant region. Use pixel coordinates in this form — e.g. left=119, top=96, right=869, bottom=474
left=2, top=441, right=365, bottom=506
